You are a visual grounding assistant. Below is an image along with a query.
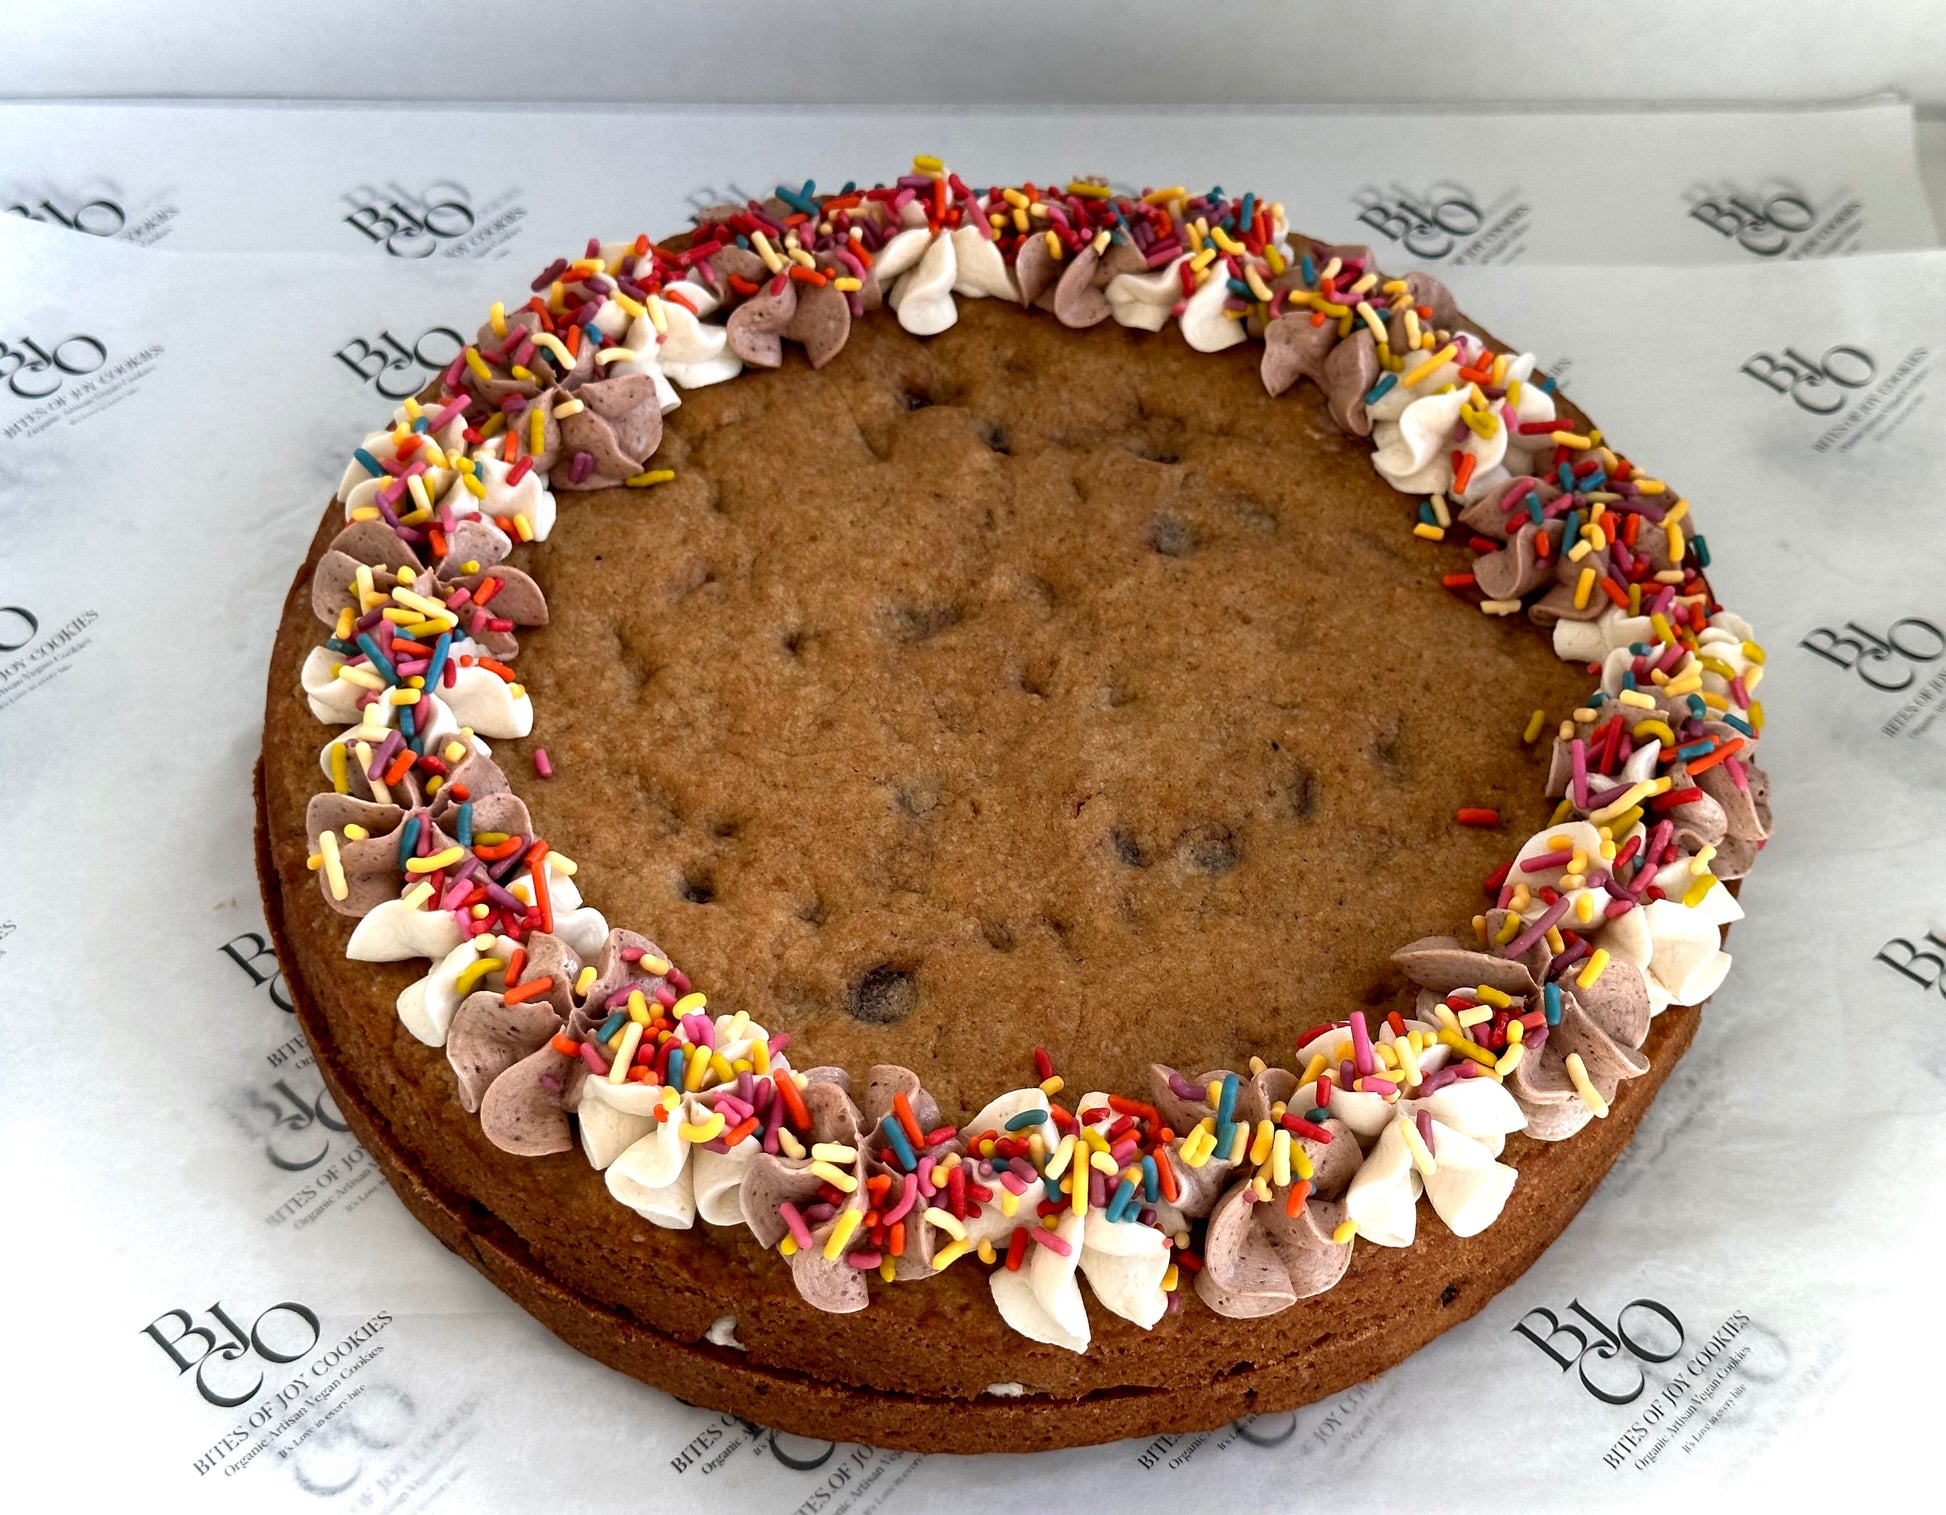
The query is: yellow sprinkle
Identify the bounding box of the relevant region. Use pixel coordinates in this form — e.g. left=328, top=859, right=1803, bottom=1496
left=1438, top=1029, right=1498, bottom=1069
left=810, top=1142, right=858, bottom=1164
left=624, top=468, right=677, bottom=488
left=1633, top=718, right=1677, bottom=746
left=804, top=1159, right=855, bottom=1192
left=1399, top=1116, right=1437, bottom=1177
left=528, top=407, right=546, bottom=458
left=531, top=332, right=573, bottom=369
left=1476, top=984, right=1513, bottom=1009
left=1495, top=1043, right=1525, bottom=1077
left=607, top=1021, right=643, bottom=1083
left=405, top=846, right=464, bottom=874
left=1576, top=948, right=1612, bottom=990
left=778, top=1235, right=798, bottom=1257
left=1332, top=1219, right=1358, bottom=1245
left=1590, top=781, right=1656, bottom=827
left=318, top=830, right=348, bottom=901
left=1457, top=1005, right=1493, bottom=1029
left=931, top=1238, right=972, bottom=1271
left=454, top=956, right=504, bottom=996
left=671, top=991, right=708, bottom=1017
left=1551, top=430, right=1592, bottom=449
left=1413, top=522, right=1446, bottom=541
left=1565, top=1053, right=1609, bottom=1117
left=1683, top=873, right=1719, bottom=908
left=823, top=1207, right=864, bottom=1260
left=1401, top=344, right=1457, bottom=387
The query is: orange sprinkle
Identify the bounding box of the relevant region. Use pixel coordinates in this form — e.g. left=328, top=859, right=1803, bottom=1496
left=1598, top=575, right=1632, bottom=609
left=383, top=748, right=416, bottom=786
left=787, top=264, right=828, bottom=286
left=527, top=841, right=553, bottom=933
left=549, top=1033, right=579, bottom=1056
left=503, top=946, right=527, bottom=986
left=1284, top=1177, right=1312, bottom=1217
left=1456, top=807, right=1500, bottom=826
left=777, top=1071, right=812, bottom=1130
left=502, top=975, right=555, bottom=1006
left=1684, top=736, right=1744, bottom=775
left=892, top=1091, right=925, bottom=1147
left=473, top=836, right=522, bottom=861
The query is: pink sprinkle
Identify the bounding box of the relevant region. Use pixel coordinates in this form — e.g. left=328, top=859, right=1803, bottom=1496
left=1026, top=1226, right=1073, bottom=1257
left=578, top=1042, right=609, bottom=1075
left=534, top=747, right=554, bottom=777
left=777, top=1202, right=815, bottom=1250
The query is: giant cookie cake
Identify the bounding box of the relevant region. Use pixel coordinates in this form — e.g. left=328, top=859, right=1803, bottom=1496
left=257, top=162, right=1772, bottom=1452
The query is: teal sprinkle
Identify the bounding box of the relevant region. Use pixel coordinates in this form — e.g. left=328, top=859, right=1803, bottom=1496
left=396, top=814, right=422, bottom=868
left=1306, top=1107, right=1329, bottom=1123
left=668, top=1045, right=685, bottom=1089
left=353, top=446, right=384, bottom=478
left=840, top=180, right=856, bottom=195
left=1686, top=694, right=1708, bottom=720
left=1215, top=1073, right=1239, bottom=1125
left=1526, top=494, right=1545, bottom=525
left=455, top=801, right=474, bottom=848
left=398, top=703, right=416, bottom=741
left=1543, top=981, right=1563, bottom=1026
left=596, top=1011, right=627, bottom=1043
left=1419, top=502, right=1439, bottom=527
left=411, top=416, right=430, bottom=434
left=1239, top=192, right=1255, bottom=229
left=1692, top=534, right=1710, bottom=567
left=424, top=630, right=452, bottom=694
left=1300, top=253, right=1317, bottom=284
left=1539, top=376, right=1559, bottom=393
left=774, top=183, right=819, bottom=216
left=883, top=1120, right=917, bottom=1171
left=1106, top=1177, right=1139, bottom=1223
left=1675, top=739, right=1713, bottom=761
left=1723, top=712, right=1754, bottom=737
left=1141, top=1154, right=1159, bottom=1203
left=355, top=633, right=398, bottom=685
left=1226, top=277, right=1252, bottom=300
left=1005, top=1108, right=1049, bottom=1131
left=1364, top=371, right=1398, bottom=406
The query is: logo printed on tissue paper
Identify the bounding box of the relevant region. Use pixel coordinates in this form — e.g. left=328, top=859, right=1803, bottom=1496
left=1875, top=931, right=1946, bottom=996
left=220, top=929, right=295, bottom=1013
left=1350, top=180, right=1532, bottom=265
left=0, top=332, right=105, bottom=400
left=1741, top=344, right=1875, bottom=413
left=341, top=180, right=526, bottom=261
left=144, top=1300, right=324, bottom=1408
left=5, top=183, right=180, bottom=245
left=1511, top=1295, right=1684, bottom=1404
left=1797, top=613, right=1946, bottom=739
left=334, top=326, right=466, bottom=400
left=1798, top=616, right=1944, bottom=691
left=1740, top=342, right=1932, bottom=454
left=1685, top=180, right=1863, bottom=258
left=0, top=606, right=99, bottom=713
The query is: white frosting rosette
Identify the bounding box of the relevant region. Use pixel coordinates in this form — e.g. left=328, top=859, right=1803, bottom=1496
left=338, top=401, right=471, bottom=518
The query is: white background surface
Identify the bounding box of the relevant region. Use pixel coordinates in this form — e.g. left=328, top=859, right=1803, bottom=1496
left=11, top=1, right=1946, bottom=110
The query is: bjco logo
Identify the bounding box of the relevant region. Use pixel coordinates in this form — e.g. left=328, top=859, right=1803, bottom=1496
left=144, top=1300, right=322, bottom=1407
left=1513, top=1295, right=1684, bottom=1404
left=5, top=193, right=126, bottom=237
left=1800, top=616, right=1944, bottom=691
left=1352, top=182, right=1483, bottom=261
left=0, top=605, right=37, bottom=652
left=1689, top=187, right=1818, bottom=257
left=342, top=180, right=475, bottom=258
left=0, top=333, right=107, bottom=400
left=1877, top=931, right=1946, bottom=997
left=1741, top=344, right=1875, bottom=413
left=334, top=326, right=465, bottom=399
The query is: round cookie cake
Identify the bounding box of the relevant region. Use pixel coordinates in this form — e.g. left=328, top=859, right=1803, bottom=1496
left=257, top=162, right=1772, bottom=1452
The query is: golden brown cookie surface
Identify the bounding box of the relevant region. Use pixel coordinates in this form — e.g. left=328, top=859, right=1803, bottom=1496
left=475, top=300, right=1592, bottom=1114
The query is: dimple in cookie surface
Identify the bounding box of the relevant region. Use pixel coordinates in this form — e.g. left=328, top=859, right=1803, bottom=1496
left=499, top=299, right=1594, bottom=1115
